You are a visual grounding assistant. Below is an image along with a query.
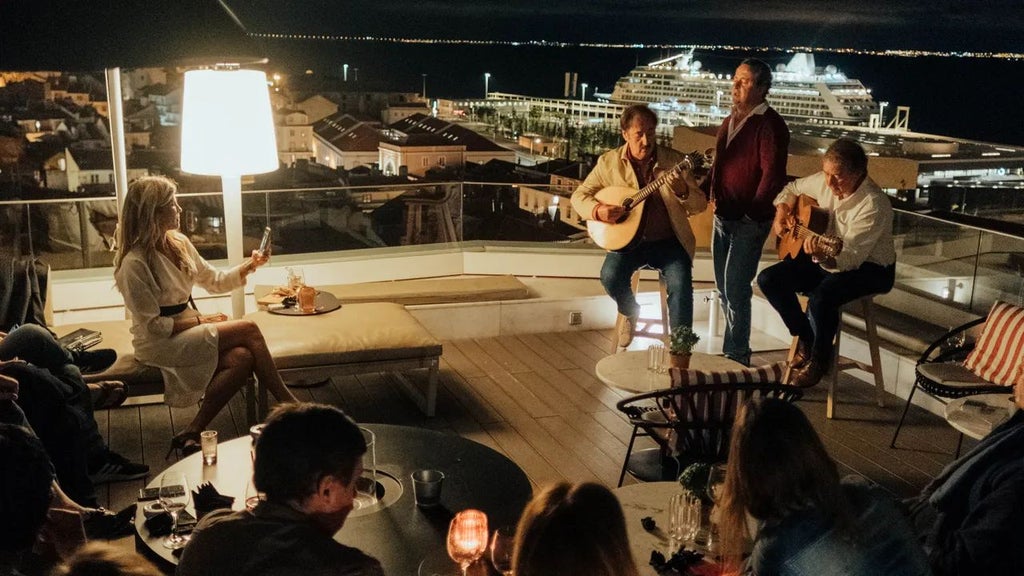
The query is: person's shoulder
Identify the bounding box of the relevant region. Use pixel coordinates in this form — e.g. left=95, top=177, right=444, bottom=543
left=327, top=543, right=385, bottom=576
left=195, top=508, right=247, bottom=529
left=599, top=145, right=624, bottom=161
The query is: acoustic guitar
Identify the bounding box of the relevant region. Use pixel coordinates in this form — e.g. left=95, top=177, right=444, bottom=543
left=776, top=194, right=844, bottom=260
left=586, top=150, right=713, bottom=251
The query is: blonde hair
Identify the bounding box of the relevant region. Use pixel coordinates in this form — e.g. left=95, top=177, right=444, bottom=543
left=113, top=176, right=193, bottom=286
left=512, top=482, right=639, bottom=576
left=53, top=542, right=162, bottom=576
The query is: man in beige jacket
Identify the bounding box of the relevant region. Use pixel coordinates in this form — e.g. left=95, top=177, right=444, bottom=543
left=572, top=104, right=707, bottom=347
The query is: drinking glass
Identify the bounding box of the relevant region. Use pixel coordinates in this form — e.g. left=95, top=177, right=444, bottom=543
left=159, top=472, right=191, bottom=550
left=489, top=525, right=515, bottom=576
left=705, top=464, right=728, bottom=552
left=707, top=464, right=727, bottom=503
left=244, top=475, right=262, bottom=512
left=647, top=343, right=666, bottom=373
left=447, top=509, right=489, bottom=575
left=353, top=427, right=378, bottom=510
left=286, top=267, right=305, bottom=293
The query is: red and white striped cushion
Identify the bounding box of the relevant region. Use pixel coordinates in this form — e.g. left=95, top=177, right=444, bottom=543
left=670, top=360, right=788, bottom=387
left=964, top=301, right=1024, bottom=386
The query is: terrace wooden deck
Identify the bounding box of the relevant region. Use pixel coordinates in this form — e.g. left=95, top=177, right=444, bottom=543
left=92, top=329, right=969, bottom=556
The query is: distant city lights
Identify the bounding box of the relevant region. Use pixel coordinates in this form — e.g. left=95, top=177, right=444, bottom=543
left=246, top=33, right=1024, bottom=60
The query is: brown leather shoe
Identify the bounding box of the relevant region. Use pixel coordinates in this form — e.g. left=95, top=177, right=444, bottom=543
left=617, top=314, right=638, bottom=348
left=790, top=358, right=826, bottom=387
left=790, top=339, right=812, bottom=370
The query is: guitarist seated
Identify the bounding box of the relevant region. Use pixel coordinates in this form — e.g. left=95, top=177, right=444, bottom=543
left=757, top=138, right=896, bottom=387
left=570, top=104, right=707, bottom=348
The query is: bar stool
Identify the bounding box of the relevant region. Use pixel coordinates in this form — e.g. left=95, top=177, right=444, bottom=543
left=610, top=269, right=670, bottom=354
left=784, top=295, right=886, bottom=419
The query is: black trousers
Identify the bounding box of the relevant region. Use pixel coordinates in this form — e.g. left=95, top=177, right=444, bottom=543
left=757, top=253, right=895, bottom=362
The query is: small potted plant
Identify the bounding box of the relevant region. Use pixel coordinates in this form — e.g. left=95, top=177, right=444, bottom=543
left=668, top=325, right=700, bottom=369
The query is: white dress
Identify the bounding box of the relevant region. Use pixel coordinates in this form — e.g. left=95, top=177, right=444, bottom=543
left=115, top=233, right=246, bottom=407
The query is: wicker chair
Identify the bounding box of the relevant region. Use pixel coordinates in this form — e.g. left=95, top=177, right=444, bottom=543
left=615, top=382, right=803, bottom=486
left=890, top=317, right=1010, bottom=455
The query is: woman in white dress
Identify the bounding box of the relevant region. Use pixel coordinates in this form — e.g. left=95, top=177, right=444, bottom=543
left=113, top=176, right=297, bottom=457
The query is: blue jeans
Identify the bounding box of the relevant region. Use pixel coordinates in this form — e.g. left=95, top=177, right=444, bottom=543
left=0, top=324, right=84, bottom=399
left=712, top=216, right=772, bottom=365
left=600, top=237, right=694, bottom=331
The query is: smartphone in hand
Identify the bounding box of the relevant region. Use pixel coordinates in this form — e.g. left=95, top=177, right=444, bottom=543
left=257, top=226, right=272, bottom=256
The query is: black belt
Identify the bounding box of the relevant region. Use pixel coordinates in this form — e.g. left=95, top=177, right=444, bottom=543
left=159, top=302, right=188, bottom=317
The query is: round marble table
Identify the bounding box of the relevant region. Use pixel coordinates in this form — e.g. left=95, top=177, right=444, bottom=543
left=945, top=393, right=1015, bottom=440
left=596, top=350, right=744, bottom=393
left=614, top=482, right=725, bottom=576
left=136, top=424, right=533, bottom=575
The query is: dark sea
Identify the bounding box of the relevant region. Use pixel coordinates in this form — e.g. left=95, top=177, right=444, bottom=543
left=262, top=40, right=1024, bottom=147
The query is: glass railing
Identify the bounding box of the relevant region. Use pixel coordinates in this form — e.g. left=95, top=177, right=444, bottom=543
left=892, top=210, right=1024, bottom=314
left=3, top=184, right=1022, bottom=319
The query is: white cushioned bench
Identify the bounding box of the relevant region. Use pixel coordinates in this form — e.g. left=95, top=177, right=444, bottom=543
left=245, top=302, right=442, bottom=415
left=54, top=301, right=443, bottom=419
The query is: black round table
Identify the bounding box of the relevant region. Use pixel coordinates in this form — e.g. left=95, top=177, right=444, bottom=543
left=136, top=424, right=533, bottom=575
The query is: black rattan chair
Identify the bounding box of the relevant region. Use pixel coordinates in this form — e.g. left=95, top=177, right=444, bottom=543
left=890, top=317, right=1010, bottom=455
left=615, top=382, right=803, bottom=486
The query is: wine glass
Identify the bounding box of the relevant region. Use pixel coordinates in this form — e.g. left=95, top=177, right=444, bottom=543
left=447, top=509, right=488, bottom=575
left=489, top=525, right=515, bottom=576
left=159, top=472, right=191, bottom=550
left=707, top=463, right=727, bottom=503
left=705, top=464, right=728, bottom=552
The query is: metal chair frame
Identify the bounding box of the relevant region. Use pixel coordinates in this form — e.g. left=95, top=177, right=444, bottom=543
left=615, top=382, right=803, bottom=486
left=890, top=316, right=1009, bottom=455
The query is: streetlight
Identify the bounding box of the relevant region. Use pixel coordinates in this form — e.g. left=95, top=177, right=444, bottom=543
left=484, top=72, right=491, bottom=98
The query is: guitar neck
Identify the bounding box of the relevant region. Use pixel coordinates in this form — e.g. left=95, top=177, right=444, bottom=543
left=626, top=156, right=694, bottom=206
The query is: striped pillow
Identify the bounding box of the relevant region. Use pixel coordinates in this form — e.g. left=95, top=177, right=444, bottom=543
left=964, top=301, right=1024, bottom=386
left=670, top=360, right=788, bottom=387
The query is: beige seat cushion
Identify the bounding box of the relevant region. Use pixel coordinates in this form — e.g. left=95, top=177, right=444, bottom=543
left=245, top=302, right=441, bottom=369
left=53, top=319, right=164, bottom=389
left=918, top=362, right=993, bottom=388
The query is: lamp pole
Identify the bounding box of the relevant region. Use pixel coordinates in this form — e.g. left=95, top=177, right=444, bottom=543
left=421, top=73, right=427, bottom=99
left=484, top=72, right=491, bottom=98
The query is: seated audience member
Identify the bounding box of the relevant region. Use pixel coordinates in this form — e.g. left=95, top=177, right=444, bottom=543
left=905, top=372, right=1024, bottom=575
left=52, top=542, right=161, bottom=576
left=757, top=138, right=895, bottom=387
left=112, top=176, right=297, bottom=457
left=177, top=403, right=384, bottom=576
left=0, top=325, right=120, bottom=409
left=512, top=482, right=639, bottom=576
left=1, top=381, right=134, bottom=542
left=0, top=423, right=90, bottom=576
left=0, top=329, right=147, bottom=507
left=717, top=398, right=930, bottom=576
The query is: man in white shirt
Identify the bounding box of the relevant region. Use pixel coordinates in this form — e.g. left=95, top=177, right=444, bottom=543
left=757, top=138, right=896, bottom=387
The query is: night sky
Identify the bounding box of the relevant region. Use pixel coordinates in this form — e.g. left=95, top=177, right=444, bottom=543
left=227, top=1, right=1024, bottom=52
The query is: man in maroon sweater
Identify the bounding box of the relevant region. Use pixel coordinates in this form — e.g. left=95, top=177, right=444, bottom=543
left=706, top=58, right=790, bottom=365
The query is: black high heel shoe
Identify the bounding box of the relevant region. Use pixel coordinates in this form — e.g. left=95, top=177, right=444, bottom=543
left=166, top=431, right=202, bottom=460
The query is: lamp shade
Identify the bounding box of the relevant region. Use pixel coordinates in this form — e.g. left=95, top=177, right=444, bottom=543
left=180, top=68, right=278, bottom=176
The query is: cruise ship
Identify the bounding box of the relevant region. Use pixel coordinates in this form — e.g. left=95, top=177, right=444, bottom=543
left=599, top=51, right=879, bottom=128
